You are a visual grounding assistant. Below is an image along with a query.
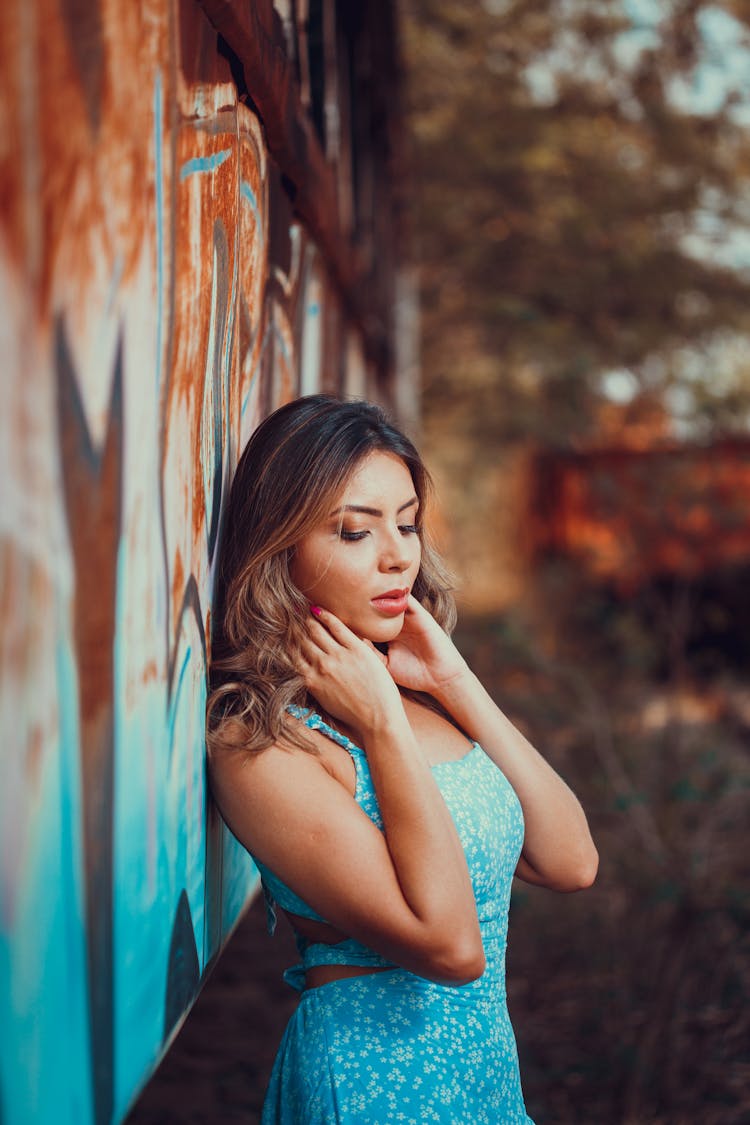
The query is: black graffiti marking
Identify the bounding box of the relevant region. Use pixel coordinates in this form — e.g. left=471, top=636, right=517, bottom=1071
left=163, top=889, right=201, bottom=1045
left=55, top=317, right=123, bottom=1125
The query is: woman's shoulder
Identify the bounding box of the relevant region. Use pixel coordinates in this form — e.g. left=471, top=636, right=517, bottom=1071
left=208, top=721, right=362, bottom=877
left=208, top=714, right=356, bottom=806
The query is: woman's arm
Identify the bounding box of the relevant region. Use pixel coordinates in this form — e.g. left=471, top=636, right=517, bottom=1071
left=388, top=598, right=599, bottom=893
left=209, top=607, right=484, bottom=985
left=435, top=667, right=598, bottom=891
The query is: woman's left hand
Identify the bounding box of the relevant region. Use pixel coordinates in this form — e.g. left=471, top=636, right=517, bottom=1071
left=385, top=596, right=468, bottom=695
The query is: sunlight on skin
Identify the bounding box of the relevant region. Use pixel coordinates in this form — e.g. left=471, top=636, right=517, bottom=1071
left=290, top=451, right=423, bottom=646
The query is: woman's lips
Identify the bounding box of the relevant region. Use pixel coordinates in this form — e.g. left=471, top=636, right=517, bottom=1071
left=371, top=590, right=409, bottom=616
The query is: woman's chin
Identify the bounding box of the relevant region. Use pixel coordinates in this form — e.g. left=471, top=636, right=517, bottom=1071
left=339, top=610, right=404, bottom=644
left=365, top=616, right=405, bottom=644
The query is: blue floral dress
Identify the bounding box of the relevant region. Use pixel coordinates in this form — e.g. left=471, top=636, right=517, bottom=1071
left=255, top=708, right=534, bottom=1124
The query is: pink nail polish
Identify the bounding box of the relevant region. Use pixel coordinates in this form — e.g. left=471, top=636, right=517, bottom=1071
left=310, top=605, right=322, bottom=617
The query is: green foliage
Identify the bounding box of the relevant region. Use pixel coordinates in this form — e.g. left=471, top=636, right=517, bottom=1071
left=403, top=0, right=750, bottom=445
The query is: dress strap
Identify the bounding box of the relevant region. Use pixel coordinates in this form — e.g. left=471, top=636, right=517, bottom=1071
left=287, top=704, right=364, bottom=754
left=261, top=879, right=278, bottom=936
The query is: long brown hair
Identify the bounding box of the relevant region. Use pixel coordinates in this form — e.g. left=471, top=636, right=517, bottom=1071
left=207, top=395, right=456, bottom=755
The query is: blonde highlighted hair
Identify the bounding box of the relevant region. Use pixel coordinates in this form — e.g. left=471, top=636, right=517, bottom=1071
left=207, top=395, right=456, bottom=756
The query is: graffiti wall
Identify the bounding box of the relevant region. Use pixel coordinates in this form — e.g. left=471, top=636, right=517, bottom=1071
left=0, top=1, right=404, bottom=1121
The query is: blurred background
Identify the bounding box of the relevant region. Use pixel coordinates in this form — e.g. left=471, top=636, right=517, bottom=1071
left=130, top=3, right=750, bottom=1123
left=406, top=2, right=750, bottom=1122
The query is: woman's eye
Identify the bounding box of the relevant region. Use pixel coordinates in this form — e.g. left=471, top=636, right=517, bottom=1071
left=399, top=524, right=418, bottom=535
left=339, top=529, right=369, bottom=541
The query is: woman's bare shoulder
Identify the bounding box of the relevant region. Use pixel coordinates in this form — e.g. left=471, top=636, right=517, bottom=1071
left=208, top=718, right=353, bottom=808
left=209, top=723, right=306, bottom=780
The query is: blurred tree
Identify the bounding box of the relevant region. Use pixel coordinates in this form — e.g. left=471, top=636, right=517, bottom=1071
left=402, top=12, right=750, bottom=1121
left=402, top=0, right=750, bottom=450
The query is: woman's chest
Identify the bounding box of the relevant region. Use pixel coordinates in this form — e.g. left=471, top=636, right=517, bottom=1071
left=436, top=750, right=525, bottom=902
left=315, top=695, right=477, bottom=789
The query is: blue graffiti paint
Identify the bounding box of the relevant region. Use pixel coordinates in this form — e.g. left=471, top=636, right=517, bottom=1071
left=54, top=625, right=95, bottom=1124
left=220, top=839, right=258, bottom=940
left=224, top=227, right=238, bottom=388
left=240, top=363, right=259, bottom=419
left=273, top=321, right=292, bottom=366
left=112, top=558, right=211, bottom=1118
left=203, top=221, right=230, bottom=563
left=0, top=626, right=94, bottom=1125
left=167, top=645, right=192, bottom=747
left=112, top=536, right=168, bottom=1119
left=240, top=319, right=271, bottom=421
left=240, top=179, right=263, bottom=237
left=179, top=149, right=232, bottom=180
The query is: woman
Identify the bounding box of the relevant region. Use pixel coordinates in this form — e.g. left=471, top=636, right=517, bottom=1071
left=207, top=395, right=597, bottom=1124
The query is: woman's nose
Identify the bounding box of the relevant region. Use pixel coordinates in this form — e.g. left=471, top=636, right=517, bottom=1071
left=379, top=531, right=414, bottom=571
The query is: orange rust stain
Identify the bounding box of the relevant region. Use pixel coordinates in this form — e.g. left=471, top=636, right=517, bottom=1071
left=35, top=0, right=157, bottom=313
left=204, top=606, right=212, bottom=661
left=140, top=659, right=160, bottom=687
left=530, top=440, right=750, bottom=588
left=0, top=19, right=28, bottom=274
left=192, top=464, right=205, bottom=544
left=172, top=547, right=185, bottom=610
left=0, top=545, right=20, bottom=666
left=26, top=725, right=45, bottom=787
left=166, top=113, right=238, bottom=546
left=1, top=547, right=56, bottom=791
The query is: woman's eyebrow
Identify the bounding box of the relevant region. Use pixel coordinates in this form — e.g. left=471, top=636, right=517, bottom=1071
left=397, top=496, right=419, bottom=513
left=331, top=496, right=419, bottom=517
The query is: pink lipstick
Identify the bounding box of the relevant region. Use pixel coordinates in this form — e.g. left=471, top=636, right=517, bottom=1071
left=371, top=588, right=410, bottom=616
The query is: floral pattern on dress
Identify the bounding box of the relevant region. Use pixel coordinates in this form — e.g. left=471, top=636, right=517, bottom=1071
left=259, top=709, right=533, bottom=1124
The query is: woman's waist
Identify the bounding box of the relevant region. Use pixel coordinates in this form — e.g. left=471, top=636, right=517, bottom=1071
left=284, top=936, right=393, bottom=990
left=297, top=960, right=509, bottom=1003
left=298, top=923, right=506, bottom=970
left=285, top=929, right=507, bottom=992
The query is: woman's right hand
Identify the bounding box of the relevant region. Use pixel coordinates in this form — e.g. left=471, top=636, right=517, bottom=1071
left=298, top=607, right=403, bottom=736
left=213, top=606, right=484, bottom=988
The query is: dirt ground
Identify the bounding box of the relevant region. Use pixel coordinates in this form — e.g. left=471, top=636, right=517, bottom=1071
left=124, top=893, right=299, bottom=1124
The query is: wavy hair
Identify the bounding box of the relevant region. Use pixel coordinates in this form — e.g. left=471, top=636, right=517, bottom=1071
left=207, top=395, right=456, bottom=756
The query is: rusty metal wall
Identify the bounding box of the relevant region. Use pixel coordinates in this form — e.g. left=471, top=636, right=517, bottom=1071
left=0, top=1, right=404, bottom=1121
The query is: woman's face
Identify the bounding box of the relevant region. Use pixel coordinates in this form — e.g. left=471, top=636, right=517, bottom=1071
left=290, top=450, right=422, bottom=642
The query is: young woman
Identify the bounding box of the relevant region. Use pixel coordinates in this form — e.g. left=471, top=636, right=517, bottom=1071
left=207, top=395, right=597, bottom=1124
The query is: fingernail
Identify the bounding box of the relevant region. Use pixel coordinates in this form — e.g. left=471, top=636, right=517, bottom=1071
left=310, top=605, right=322, bottom=617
